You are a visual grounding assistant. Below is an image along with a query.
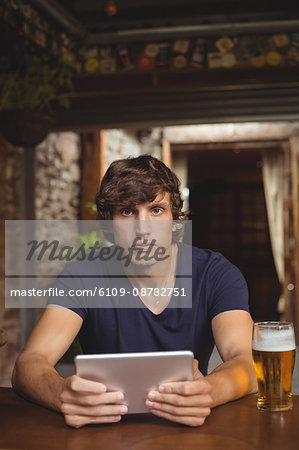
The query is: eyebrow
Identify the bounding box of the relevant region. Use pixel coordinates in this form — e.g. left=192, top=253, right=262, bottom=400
left=150, top=201, right=169, bottom=208
left=115, top=201, right=169, bottom=210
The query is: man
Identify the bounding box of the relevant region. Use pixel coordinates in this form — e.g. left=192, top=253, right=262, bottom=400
left=12, top=155, right=257, bottom=428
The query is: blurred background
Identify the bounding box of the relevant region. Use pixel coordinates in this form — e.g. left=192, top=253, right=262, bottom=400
left=0, top=0, right=299, bottom=388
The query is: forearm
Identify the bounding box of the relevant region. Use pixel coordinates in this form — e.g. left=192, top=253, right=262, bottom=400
left=12, top=352, right=64, bottom=412
left=205, top=354, right=258, bottom=408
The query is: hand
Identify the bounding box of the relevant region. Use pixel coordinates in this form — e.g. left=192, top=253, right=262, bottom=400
left=60, top=375, right=128, bottom=428
left=145, top=359, right=212, bottom=427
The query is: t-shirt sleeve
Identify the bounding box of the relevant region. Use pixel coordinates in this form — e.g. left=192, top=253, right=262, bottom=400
left=207, top=254, right=249, bottom=320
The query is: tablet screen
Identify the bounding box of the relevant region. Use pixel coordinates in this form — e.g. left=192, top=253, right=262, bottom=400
left=75, top=350, right=194, bottom=413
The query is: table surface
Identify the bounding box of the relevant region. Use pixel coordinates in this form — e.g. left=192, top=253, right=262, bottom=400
left=0, top=388, right=298, bottom=450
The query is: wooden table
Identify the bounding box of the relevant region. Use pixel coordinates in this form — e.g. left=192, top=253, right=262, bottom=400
left=0, top=388, right=298, bottom=449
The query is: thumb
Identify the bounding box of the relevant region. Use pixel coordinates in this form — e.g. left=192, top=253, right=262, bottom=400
left=193, top=358, right=204, bottom=380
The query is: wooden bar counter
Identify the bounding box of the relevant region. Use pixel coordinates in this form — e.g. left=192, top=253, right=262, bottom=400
left=0, top=388, right=298, bottom=449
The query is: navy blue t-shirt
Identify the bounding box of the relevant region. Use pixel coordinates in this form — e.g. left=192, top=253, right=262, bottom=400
left=51, top=245, right=249, bottom=375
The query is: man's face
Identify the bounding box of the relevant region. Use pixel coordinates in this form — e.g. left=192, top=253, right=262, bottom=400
left=112, top=192, right=175, bottom=268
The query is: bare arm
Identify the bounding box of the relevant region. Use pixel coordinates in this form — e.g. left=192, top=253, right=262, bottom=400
left=12, top=306, right=83, bottom=411
left=206, top=309, right=258, bottom=407
left=145, top=310, right=257, bottom=426
left=12, top=306, right=128, bottom=427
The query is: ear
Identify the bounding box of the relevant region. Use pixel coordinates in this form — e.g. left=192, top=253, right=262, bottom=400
left=172, top=222, right=177, bottom=232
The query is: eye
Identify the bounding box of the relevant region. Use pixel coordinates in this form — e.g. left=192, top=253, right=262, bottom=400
left=120, top=208, right=133, bottom=217
left=152, top=208, right=163, bottom=215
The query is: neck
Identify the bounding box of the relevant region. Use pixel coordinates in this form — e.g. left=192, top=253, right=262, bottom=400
left=127, top=243, right=178, bottom=313
left=122, top=243, right=178, bottom=285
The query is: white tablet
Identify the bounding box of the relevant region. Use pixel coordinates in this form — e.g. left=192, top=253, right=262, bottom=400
left=74, top=350, right=194, bottom=414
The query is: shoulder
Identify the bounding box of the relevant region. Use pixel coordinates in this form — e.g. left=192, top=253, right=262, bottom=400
left=189, top=245, right=247, bottom=291
left=189, top=248, right=249, bottom=316
left=191, top=246, right=236, bottom=275
left=177, top=243, right=243, bottom=281
left=191, top=246, right=223, bottom=265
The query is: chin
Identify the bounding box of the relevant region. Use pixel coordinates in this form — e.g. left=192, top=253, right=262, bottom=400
left=130, top=257, right=157, bottom=268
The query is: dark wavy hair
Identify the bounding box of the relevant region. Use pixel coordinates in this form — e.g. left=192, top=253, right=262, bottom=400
left=96, top=155, right=186, bottom=221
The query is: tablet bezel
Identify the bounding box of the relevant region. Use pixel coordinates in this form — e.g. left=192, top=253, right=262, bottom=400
left=74, top=350, right=194, bottom=414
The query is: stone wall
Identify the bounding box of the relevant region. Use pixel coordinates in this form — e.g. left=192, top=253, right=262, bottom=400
left=35, top=132, right=81, bottom=220
left=106, top=128, right=162, bottom=167
left=0, top=135, right=23, bottom=386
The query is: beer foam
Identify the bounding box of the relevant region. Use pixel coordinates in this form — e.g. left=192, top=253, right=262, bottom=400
left=252, top=328, right=296, bottom=352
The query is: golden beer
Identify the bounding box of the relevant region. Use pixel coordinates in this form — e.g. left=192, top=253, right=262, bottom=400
left=252, top=322, right=296, bottom=411
left=252, top=348, right=295, bottom=411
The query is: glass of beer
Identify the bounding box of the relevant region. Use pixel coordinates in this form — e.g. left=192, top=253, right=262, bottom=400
left=252, top=321, right=296, bottom=411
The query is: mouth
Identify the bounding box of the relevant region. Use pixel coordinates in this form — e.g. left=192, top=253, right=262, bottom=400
left=132, top=245, right=151, bottom=251
left=131, top=242, right=155, bottom=251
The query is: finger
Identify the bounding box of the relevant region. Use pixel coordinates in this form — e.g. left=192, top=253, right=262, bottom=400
left=60, top=390, right=124, bottom=406
left=150, top=409, right=208, bottom=427
left=66, top=375, right=107, bottom=394
left=193, top=370, right=203, bottom=381
left=64, top=414, right=122, bottom=428
left=146, top=392, right=212, bottom=408
left=192, top=360, right=204, bottom=381
left=158, top=379, right=211, bottom=396
left=61, top=402, right=128, bottom=417
left=146, top=400, right=211, bottom=419
left=192, top=359, right=199, bottom=374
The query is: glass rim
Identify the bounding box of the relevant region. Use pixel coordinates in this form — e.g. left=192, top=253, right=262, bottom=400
left=253, top=321, right=294, bottom=329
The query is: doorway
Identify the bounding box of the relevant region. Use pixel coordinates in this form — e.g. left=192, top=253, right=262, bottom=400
left=187, top=146, right=280, bottom=320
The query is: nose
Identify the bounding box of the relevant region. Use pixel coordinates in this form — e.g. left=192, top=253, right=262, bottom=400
left=134, top=219, right=152, bottom=237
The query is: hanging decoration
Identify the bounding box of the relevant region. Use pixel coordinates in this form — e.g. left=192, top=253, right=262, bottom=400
left=71, top=31, right=299, bottom=76
left=1, top=1, right=299, bottom=78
